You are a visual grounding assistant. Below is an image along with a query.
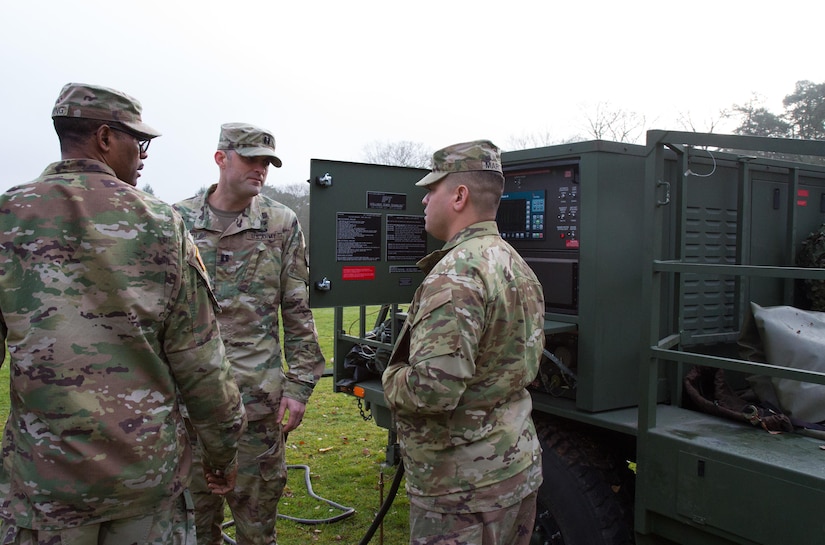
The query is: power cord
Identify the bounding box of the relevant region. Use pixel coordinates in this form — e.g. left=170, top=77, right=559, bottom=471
left=220, top=464, right=356, bottom=544
left=684, top=148, right=718, bottom=177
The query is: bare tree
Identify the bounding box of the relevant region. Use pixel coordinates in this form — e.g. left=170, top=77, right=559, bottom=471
left=582, top=102, right=647, bottom=143
left=676, top=108, right=732, bottom=134
left=362, top=140, right=432, bottom=168
left=504, top=131, right=583, bottom=151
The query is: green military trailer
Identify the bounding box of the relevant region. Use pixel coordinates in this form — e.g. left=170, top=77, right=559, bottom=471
left=308, top=131, right=825, bottom=544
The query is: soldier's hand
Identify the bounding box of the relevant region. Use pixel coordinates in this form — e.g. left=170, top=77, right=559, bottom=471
left=278, top=396, right=307, bottom=433
left=205, top=464, right=237, bottom=495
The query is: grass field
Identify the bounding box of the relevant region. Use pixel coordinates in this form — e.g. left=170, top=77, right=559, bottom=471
left=0, top=306, right=411, bottom=544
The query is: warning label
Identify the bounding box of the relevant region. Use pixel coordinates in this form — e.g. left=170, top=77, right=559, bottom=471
left=342, top=266, right=376, bottom=281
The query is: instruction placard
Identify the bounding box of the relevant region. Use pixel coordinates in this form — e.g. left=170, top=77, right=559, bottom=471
left=336, top=212, right=381, bottom=262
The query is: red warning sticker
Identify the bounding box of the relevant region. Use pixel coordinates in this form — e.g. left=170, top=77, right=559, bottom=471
left=342, top=266, right=376, bottom=281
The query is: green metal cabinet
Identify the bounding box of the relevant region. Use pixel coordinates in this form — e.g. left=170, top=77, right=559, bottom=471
left=309, top=131, right=825, bottom=545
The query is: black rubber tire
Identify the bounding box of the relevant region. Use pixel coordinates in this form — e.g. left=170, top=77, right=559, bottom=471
left=531, top=417, right=635, bottom=545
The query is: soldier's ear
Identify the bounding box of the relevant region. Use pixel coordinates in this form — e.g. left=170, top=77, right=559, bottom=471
left=95, top=125, right=114, bottom=152
left=214, top=150, right=227, bottom=168
left=453, top=184, right=470, bottom=211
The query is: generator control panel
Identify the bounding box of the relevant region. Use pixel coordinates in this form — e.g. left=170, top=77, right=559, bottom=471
left=498, top=161, right=580, bottom=314
left=501, top=163, right=580, bottom=251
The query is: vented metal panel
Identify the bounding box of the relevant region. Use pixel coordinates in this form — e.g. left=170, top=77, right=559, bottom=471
left=679, top=175, right=739, bottom=344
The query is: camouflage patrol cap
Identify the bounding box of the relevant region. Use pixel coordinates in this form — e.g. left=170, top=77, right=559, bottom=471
left=416, top=139, right=502, bottom=187
left=218, top=122, right=282, bottom=168
left=51, top=82, right=161, bottom=140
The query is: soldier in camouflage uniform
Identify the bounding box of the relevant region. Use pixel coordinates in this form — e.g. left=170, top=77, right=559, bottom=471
left=382, top=140, right=545, bottom=545
left=174, top=123, right=325, bottom=545
left=0, top=83, right=247, bottom=545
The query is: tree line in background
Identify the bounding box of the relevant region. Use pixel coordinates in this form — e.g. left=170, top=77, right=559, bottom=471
left=143, top=79, right=825, bottom=244
left=140, top=184, right=311, bottom=242
left=734, top=80, right=825, bottom=140
left=362, top=80, right=825, bottom=162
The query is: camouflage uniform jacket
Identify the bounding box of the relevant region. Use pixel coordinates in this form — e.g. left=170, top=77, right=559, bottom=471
left=0, top=160, right=246, bottom=530
left=174, top=186, right=324, bottom=421
left=383, top=221, right=545, bottom=512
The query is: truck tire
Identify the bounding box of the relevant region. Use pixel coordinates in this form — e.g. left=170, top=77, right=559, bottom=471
left=532, top=418, right=635, bottom=545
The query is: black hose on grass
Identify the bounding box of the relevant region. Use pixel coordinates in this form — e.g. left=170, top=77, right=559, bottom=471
left=220, top=464, right=356, bottom=544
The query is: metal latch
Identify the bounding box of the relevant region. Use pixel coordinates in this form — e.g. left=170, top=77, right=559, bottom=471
left=314, top=173, right=333, bottom=187
left=657, top=180, right=671, bottom=206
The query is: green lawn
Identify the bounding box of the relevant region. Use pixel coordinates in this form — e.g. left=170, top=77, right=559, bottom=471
left=0, top=306, right=411, bottom=544
left=276, top=306, right=410, bottom=543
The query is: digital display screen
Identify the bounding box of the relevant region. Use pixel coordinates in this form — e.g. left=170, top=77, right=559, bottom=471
left=498, top=190, right=546, bottom=240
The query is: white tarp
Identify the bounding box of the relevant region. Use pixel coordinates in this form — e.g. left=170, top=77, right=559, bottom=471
left=750, top=303, right=825, bottom=423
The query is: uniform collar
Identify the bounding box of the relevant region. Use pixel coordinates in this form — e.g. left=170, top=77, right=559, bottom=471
left=43, top=159, right=119, bottom=178
left=192, top=184, right=265, bottom=231
left=416, top=221, right=500, bottom=274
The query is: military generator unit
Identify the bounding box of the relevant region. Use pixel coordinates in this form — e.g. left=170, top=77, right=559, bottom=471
left=308, top=131, right=825, bottom=545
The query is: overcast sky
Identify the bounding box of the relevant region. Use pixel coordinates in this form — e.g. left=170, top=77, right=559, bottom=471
left=2, top=0, right=823, bottom=205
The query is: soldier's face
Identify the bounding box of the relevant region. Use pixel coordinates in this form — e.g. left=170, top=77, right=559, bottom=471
left=108, top=127, right=146, bottom=186
left=220, top=151, right=269, bottom=199
left=422, top=179, right=454, bottom=241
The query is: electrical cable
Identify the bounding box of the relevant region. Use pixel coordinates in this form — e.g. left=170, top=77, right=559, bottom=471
left=220, top=464, right=357, bottom=545
left=684, top=147, right=718, bottom=177
left=543, top=347, right=577, bottom=385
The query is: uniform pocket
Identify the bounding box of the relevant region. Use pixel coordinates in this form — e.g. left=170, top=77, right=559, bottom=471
left=255, top=432, right=287, bottom=482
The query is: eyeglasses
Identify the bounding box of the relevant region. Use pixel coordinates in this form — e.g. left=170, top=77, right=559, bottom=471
left=108, top=126, right=151, bottom=154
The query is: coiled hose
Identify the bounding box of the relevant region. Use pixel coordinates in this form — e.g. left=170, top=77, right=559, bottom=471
left=220, top=462, right=404, bottom=545
left=220, top=464, right=357, bottom=544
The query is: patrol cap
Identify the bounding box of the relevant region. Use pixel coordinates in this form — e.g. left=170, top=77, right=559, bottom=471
left=416, top=139, right=502, bottom=187
left=51, top=82, right=161, bottom=140
left=218, top=122, right=282, bottom=168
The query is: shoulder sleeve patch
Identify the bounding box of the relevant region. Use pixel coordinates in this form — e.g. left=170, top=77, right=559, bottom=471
left=414, top=286, right=453, bottom=325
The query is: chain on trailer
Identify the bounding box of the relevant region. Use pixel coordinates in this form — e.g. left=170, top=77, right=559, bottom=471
left=357, top=398, right=373, bottom=421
